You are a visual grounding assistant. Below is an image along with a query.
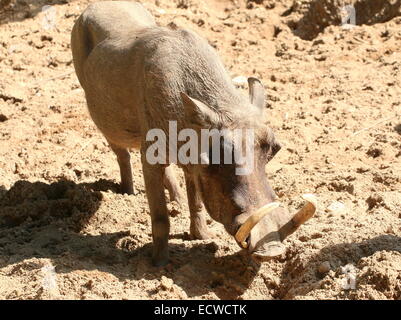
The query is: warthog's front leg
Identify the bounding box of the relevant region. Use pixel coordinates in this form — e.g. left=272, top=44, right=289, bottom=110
left=109, top=142, right=134, bottom=195
left=141, top=151, right=170, bottom=266
left=184, top=172, right=214, bottom=240
left=163, top=165, right=185, bottom=204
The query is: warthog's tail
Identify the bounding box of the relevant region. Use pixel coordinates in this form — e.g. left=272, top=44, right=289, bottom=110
left=71, top=15, right=94, bottom=88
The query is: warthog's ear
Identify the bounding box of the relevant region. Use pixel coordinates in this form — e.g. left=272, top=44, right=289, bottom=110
left=180, top=92, right=221, bottom=127
left=248, top=77, right=265, bottom=110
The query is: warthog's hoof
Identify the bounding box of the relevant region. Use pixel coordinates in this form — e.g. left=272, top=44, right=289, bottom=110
left=120, top=184, right=136, bottom=195
left=189, top=227, right=215, bottom=241
left=152, top=256, right=169, bottom=267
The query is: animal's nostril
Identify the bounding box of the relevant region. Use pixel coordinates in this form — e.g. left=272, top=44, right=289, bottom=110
left=252, top=254, right=263, bottom=264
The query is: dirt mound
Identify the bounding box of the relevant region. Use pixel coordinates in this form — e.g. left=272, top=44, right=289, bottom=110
left=281, top=235, right=401, bottom=299
left=356, top=251, right=401, bottom=299
left=354, top=0, right=401, bottom=25
left=0, top=0, right=72, bottom=25
left=286, top=0, right=401, bottom=40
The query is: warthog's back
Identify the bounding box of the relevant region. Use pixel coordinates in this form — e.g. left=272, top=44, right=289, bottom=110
left=71, top=1, right=242, bottom=148
left=71, top=1, right=155, bottom=86
left=71, top=1, right=156, bottom=147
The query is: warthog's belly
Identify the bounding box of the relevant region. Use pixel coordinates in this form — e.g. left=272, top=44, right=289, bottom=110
left=85, top=95, right=141, bottom=149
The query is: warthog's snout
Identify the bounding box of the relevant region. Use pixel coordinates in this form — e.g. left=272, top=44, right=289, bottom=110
left=234, top=194, right=318, bottom=260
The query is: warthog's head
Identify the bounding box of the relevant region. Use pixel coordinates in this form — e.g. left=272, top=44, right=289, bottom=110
left=181, top=78, right=317, bottom=260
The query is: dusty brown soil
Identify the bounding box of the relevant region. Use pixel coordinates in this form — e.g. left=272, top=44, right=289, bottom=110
left=0, top=0, right=400, bottom=300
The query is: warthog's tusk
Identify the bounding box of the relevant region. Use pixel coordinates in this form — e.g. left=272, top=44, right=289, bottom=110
left=235, top=202, right=281, bottom=248
left=279, top=194, right=318, bottom=240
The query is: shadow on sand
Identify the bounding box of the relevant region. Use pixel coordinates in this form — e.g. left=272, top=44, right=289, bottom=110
left=1, top=179, right=400, bottom=299
left=0, top=178, right=262, bottom=299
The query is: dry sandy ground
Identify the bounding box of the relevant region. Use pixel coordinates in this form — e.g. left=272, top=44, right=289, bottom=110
left=0, top=0, right=400, bottom=300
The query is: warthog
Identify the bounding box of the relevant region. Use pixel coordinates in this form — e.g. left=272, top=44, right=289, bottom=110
left=71, top=1, right=317, bottom=266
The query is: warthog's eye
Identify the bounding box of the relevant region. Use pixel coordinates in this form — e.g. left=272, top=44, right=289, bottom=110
left=272, top=142, right=282, bottom=156
left=260, top=142, right=273, bottom=158
left=260, top=142, right=270, bottom=152
left=260, top=140, right=281, bottom=162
